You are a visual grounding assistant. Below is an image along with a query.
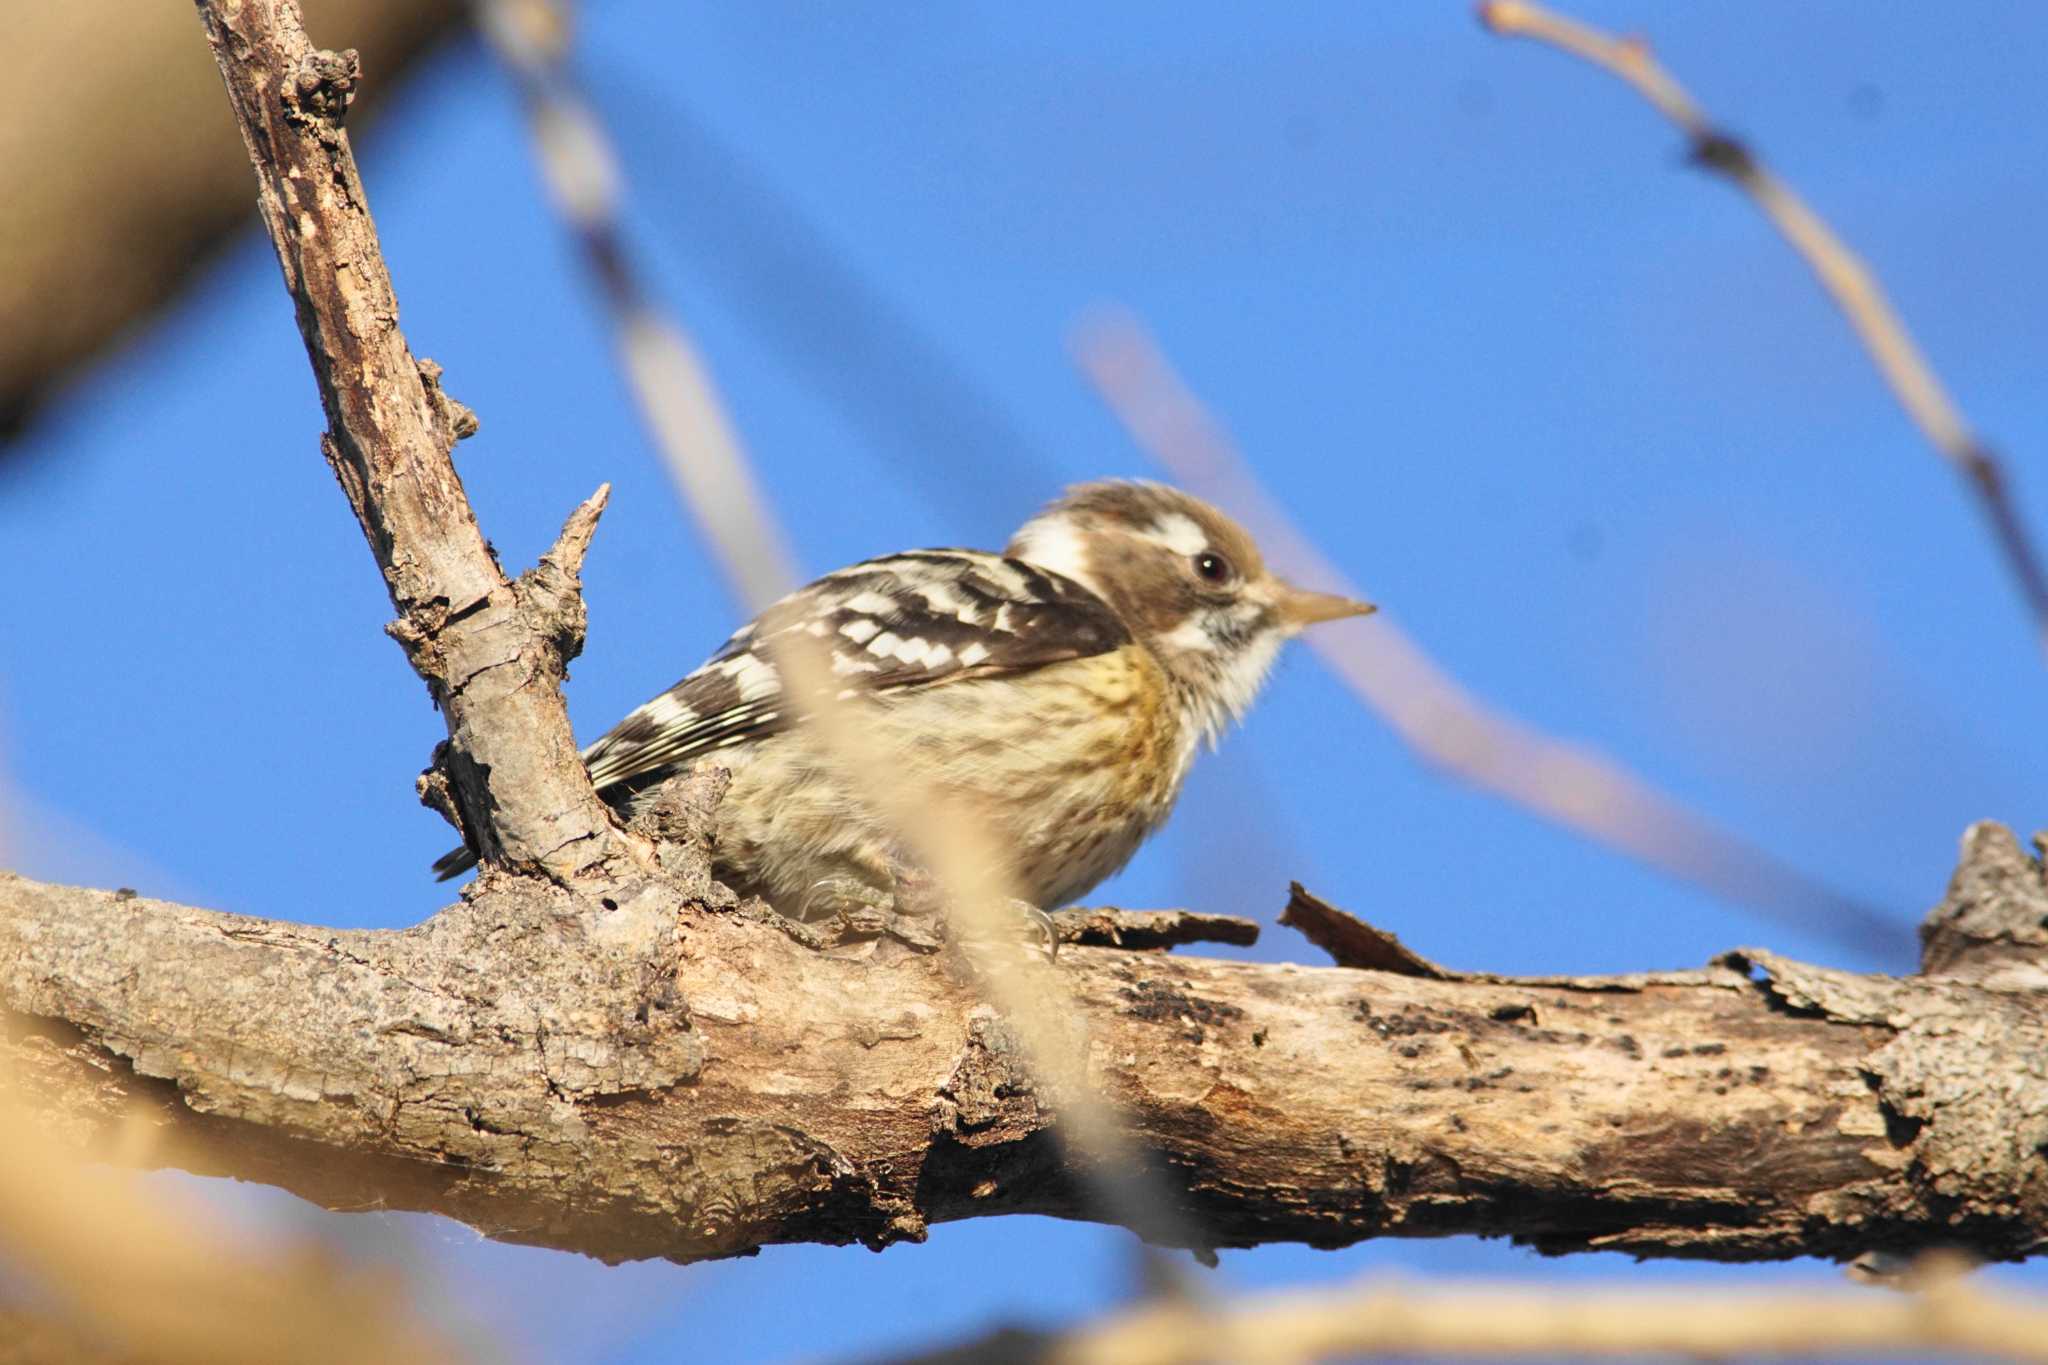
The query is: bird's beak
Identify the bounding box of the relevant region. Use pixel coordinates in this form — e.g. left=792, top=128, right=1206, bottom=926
left=1272, top=581, right=1377, bottom=628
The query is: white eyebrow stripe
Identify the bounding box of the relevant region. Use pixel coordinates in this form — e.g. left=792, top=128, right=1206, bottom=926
left=1149, top=511, right=1209, bottom=557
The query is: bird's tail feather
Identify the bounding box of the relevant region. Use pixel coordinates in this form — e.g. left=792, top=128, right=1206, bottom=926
left=431, top=845, right=477, bottom=882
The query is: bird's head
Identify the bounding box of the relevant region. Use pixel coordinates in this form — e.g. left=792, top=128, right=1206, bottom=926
left=1007, top=480, right=1374, bottom=744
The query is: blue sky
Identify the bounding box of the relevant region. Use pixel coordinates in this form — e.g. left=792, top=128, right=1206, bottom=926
left=6, top=3, right=2048, bottom=1360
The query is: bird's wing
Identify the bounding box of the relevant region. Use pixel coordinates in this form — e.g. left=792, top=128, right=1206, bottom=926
left=579, top=550, right=1131, bottom=800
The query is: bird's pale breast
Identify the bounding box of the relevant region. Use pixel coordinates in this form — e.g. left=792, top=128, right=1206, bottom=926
left=702, top=646, right=1194, bottom=913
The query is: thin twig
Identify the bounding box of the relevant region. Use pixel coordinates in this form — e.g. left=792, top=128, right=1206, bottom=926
left=1073, top=310, right=1907, bottom=956
left=1053, top=907, right=1261, bottom=951
left=1478, top=0, right=2048, bottom=660
left=0, top=1052, right=460, bottom=1360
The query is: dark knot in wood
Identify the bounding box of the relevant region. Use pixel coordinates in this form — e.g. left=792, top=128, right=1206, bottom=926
left=289, top=47, right=360, bottom=125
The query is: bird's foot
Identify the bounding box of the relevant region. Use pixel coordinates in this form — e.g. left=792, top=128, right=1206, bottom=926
left=888, top=863, right=1058, bottom=960
left=803, top=873, right=1058, bottom=959
left=1000, top=898, right=1061, bottom=960
left=801, top=876, right=945, bottom=953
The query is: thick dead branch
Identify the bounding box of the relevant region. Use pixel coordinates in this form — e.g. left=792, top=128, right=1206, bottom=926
left=194, top=0, right=624, bottom=883
left=3, top=825, right=2046, bottom=1266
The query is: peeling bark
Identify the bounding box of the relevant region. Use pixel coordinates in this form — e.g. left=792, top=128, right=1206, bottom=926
left=4, top=825, right=2047, bottom=1266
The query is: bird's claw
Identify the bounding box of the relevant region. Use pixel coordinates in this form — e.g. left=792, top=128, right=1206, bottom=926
left=802, top=876, right=1057, bottom=959
left=1015, top=900, right=1060, bottom=960
left=945, top=897, right=1060, bottom=961
left=802, top=876, right=944, bottom=953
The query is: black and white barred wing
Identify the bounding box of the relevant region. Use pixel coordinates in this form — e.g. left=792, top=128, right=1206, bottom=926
left=578, top=550, right=1132, bottom=800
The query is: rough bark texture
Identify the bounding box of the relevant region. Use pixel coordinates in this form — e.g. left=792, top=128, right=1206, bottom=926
left=0, top=0, right=461, bottom=438
left=4, top=824, right=2048, bottom=1266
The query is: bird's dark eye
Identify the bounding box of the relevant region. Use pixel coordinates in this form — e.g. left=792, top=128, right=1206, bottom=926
left=1193, top=552, right=1233, bottom=584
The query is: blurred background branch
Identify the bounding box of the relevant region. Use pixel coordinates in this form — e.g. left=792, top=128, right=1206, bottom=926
left=0, top=1049, right=465, bottom=1363
left=0, top=0, right=464, bottom=443
left=893, top=1258, right=2046, bottom=1365
left=478, top=0, right=802, bottom=614
left=1479, top=0, right=2048, bottom=660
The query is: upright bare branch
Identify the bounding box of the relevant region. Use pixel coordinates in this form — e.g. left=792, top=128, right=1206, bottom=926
left=194, top=0, right=622, bottom=881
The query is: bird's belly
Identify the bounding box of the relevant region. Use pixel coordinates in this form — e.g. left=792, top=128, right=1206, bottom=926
left=706, top=652, right=1192, bottom=913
